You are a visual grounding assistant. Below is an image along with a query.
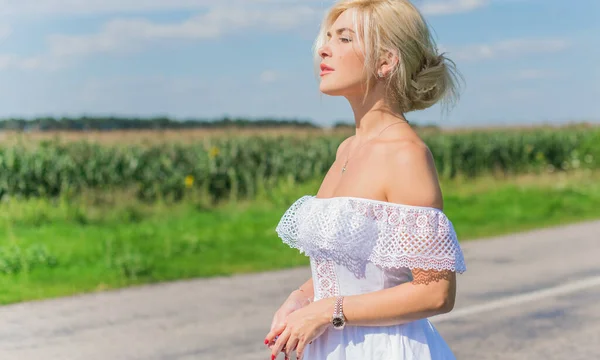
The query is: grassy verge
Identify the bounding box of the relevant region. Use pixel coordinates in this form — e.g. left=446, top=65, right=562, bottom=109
left=1, top=170, right=600, bottom=305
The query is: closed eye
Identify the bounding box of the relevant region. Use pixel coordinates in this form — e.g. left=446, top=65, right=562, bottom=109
left=326, top=27, right=355, bottom=43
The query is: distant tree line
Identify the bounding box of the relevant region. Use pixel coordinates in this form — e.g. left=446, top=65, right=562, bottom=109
left=0, top=116, right=321, bottom=131
left=0, top=116, right=438, bottom=132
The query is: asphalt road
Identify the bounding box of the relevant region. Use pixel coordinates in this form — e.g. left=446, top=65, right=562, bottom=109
left=0, top=220, right=599, bottom=360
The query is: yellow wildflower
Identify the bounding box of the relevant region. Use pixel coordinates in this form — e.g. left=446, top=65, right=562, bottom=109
left=209, top=146, right=220, bottom=159
left=185, top=175, right=194, bottom=188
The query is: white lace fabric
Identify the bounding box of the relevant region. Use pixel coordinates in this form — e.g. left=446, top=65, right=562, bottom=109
left=275, top=195, right=467, bottom=279
left=312, top=258, right=339, bottom=299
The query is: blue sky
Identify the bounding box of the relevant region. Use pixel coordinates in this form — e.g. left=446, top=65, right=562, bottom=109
left=0, top=0, right=598, bottom=128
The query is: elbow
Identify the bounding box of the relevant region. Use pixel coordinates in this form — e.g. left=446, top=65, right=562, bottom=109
left=433, top=292, right=455, bottom=314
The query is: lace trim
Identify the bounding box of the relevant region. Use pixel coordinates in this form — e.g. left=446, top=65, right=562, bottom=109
left=275, top=195, right=466, bottom=278
left=314, top=258, right=339, bottom=300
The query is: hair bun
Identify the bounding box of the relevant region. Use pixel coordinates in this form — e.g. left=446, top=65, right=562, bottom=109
left=407, top=53, right=456, bottom=111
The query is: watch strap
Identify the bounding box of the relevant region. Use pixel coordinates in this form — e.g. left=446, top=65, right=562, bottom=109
left=334, top=296, right=344, bottom=317
left=332, top=296, right=346, bottom=328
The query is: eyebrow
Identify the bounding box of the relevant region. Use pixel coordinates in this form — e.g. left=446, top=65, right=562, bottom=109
left=326, top=27, right=355, bottom=37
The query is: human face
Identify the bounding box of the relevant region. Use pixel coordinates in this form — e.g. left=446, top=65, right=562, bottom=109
left=318, top=9, right=367, bottom=97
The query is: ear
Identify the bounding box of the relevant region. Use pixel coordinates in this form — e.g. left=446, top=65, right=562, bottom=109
left=377, top=49, right=399, bottom=77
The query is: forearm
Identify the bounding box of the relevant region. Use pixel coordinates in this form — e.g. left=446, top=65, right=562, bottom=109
left=298, top=277, right=314, bottom=299
left=288, top=277, right=314, bottom=304
left=332, top=280, right=454, bottom=327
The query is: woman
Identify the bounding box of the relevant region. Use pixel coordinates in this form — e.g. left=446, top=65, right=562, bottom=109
left=264, top=0, right=466, bottom=359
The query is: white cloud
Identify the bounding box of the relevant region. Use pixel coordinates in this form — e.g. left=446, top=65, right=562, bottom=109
left=0, top=54, right=11, bottom=69
left=477, top=68, right=563, bottom=85
left=448, top=38, right=570, bottom=62
left=0, top=0, right=324, bottom=17
left=506, top=88, right=538, bottom=100
left=419, top=0, right=489, bottom=15
left=0, top=5, right=319, bottom=70
left=0, top=0, right=215, bottom=16
left=0, top=23, right=11, bottom=40
left=0, top=0, right=494, bottom=17
left=259, top=70, right=279, bottom=83
left=513, top=69, right=559, bottom=81
left=0, top=54, right=44, bottom=70
left=48, top=6, right=317, bottom=56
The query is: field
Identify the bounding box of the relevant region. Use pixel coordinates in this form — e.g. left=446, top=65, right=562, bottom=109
left=1, top=121, right=594, bottom=145
left=1, top=124, right=598, bottom=203
left=0, top=125, right=599, bottom=305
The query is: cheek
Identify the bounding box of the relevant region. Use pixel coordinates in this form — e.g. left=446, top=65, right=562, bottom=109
left=319, top=45, right=367, bottom=94
left=338, top=48, right=365, bottom=76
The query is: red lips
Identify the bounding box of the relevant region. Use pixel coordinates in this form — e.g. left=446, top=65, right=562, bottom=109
left=320, top=63, right=334, bottom=72
left=320, top=63, right=334, bottom=76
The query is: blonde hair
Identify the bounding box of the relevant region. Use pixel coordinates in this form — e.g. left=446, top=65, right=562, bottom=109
left=313, top=0, right=463, bottom=113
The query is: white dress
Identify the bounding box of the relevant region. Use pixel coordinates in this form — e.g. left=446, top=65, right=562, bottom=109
left=275, top=195, right=467, bottom=360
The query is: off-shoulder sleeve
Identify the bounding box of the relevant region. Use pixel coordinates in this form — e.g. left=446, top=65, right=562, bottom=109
left=368, top=207, right=466, bottom=273
left=275, top=195, right=313, bottom=252
left=275, top=196, right=466, bottom=277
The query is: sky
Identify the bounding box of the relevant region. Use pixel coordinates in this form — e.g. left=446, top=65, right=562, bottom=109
left=0, top=0, right=598, bottom=128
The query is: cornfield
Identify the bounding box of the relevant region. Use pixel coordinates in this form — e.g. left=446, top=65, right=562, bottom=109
left=0, top=127, right=598, bottom=203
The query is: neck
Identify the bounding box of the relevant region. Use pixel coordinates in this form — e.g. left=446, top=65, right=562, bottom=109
left=345, top=88, right=409, bottom=141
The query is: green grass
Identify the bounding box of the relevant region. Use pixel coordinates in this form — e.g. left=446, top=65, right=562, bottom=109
left=1, top=170, right=600, bottom=305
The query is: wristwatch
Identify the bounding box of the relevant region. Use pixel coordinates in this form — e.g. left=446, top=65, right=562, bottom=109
left=331, top=296, right=346, bottom=330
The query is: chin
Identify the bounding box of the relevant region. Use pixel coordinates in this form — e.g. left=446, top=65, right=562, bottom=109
left=319, top=78, right=363, bottom=97
left=319, top=82, right=347, bottom=96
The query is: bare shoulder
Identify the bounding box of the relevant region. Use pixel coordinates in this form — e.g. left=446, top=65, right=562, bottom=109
left=381, top=138, right=443, bottom=210
left=335, top=135, right=354, bottom=160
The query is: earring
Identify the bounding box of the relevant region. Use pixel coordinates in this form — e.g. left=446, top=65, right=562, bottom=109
left=377, top=71, right=384, bottom=79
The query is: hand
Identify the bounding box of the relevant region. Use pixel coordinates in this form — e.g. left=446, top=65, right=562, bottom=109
left=265, top=290, right=311, bottom=351
left=268, top=297, right=334, bottom=360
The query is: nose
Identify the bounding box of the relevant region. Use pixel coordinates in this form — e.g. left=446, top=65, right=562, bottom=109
left=319, top=43, right=331, bottom=59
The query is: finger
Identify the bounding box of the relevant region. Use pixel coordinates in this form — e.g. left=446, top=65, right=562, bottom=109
left=296, top=342, right=306, bottom=360
left=271, top=328, right=290, bottom=359
left=265, top=323, right=284, bottom=341
left=267, top=334, right=283, bottom=350
left=265, top=323, right=286, bottom=346
left=267, top=336, right=282, bottom=350
left=285, top=337, right=299, bottom=359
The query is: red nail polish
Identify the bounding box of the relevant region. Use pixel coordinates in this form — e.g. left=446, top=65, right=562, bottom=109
left=264, top=339, right=269, bottom=345
left=271, top=355, right=275, bottom=360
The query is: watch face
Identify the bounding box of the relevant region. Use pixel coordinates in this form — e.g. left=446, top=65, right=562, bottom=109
left=332, top=317, right=345, bottom=327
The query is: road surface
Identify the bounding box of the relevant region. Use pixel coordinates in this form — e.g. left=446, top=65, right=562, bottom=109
left=0, top=220, right=599, bottom=359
